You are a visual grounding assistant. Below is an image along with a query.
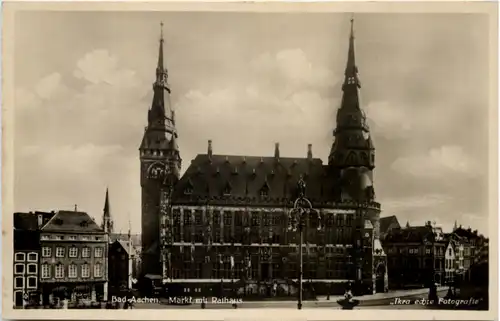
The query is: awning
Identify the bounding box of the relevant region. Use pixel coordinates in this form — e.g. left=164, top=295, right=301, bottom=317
left=74, top=285, right=90, bottom=292
left=52, top=286, right=68, bottom=293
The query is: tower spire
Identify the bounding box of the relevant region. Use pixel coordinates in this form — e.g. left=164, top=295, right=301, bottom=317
left=139, top=23, right=182, bottom=277
left=343, top=16, right=360, bottom=92
left=103, top=187, right=110, bottom=214
left=102, top=187, right=113, bottom=233
left=157, top=22, right=165, bottom=80
left=140, top=21, right=178, bottom=152
left=328, top=17, right=375, bottom=202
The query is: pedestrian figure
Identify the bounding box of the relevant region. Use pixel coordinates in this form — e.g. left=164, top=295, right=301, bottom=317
left=445, top=286, right=454, bottom=300
left=337, top=282, right=359, bottom=310
left=428, top=282, right=439, bottom=305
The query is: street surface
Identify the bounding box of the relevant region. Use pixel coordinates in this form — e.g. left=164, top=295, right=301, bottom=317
left=133, top=287, right=448, bottom=309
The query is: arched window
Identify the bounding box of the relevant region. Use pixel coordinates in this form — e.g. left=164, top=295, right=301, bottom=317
left=347, top=152, right=356, bottom=164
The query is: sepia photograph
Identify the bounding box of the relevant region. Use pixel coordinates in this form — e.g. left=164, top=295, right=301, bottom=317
left=1, top=1, right=497, bottom=320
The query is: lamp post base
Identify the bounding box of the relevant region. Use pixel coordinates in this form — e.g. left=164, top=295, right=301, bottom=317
left=297, top=302, right=302, bottom=310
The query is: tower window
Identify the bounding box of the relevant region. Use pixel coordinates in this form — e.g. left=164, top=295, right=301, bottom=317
left=184, top=187, right=193, bottom=195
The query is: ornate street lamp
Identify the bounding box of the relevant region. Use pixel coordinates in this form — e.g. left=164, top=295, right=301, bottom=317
left=288, top=177, right=322, bottom=310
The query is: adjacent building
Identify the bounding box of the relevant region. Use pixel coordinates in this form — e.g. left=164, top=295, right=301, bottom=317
left=444, top=239, right=457, bottom=285
left=383, top=221, right=445, bottom=289
left=39, top=210, right=109, bottom=304
left=13, top=213, right=47, bottom=307
left=108, top=239, right=140, bottom=294
left=139, top=20, right=387, bottom=296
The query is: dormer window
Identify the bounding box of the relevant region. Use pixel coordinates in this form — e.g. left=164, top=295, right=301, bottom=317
left=54, top=218, right=63, bottom=225
left=79, top=221, right=88, bottom=228
left=223, top=182, right=232, bottom=196
left=232, top=167, right=238, bottom=175
left=260, top=183, right=270, bottom=198
left=184, top=180, right=194, bottom=195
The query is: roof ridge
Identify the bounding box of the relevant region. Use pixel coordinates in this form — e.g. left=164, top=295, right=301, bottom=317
left=41, top=210, right=62, bottom=231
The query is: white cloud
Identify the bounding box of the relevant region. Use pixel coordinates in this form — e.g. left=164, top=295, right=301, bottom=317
left=391, top=145, right=478, bottom=179
left=14, top=50, right=147, bottom=232
left=250, top=49, right=338, bottom=97
left=364, top=101, right=412, bottom=137
left=173, top=48, right=337, bottom=162
left=34, top=73, right=63, bottom=100
left=73, top=49, right=139, bottom=87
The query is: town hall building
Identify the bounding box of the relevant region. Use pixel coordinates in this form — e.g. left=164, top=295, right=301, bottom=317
left=139, top=20, right=387, bottom=296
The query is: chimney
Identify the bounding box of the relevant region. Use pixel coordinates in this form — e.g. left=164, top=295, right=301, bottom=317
left=37, top=214, right=43, bottom=228
left=207, top=140, right=213, bottom=159
left=274, top=143, right=280, bottom=159
left=307, top=144, right=313, bottom=160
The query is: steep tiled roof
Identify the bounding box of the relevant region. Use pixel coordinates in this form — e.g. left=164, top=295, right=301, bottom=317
left=379, top=215, right=400, bottom=235
left=172, top=154, right=338, bottom=206
left=384, top=225, right=436, bottom=243
left=453, top=227, right=480, bottom=240
left=118, top=240, right=139, bottom=257
left=14, top=212, right=39, bottom=230
left=110, top=239, right=139, bottom=257
left=41, top=211, right=103, bottom=233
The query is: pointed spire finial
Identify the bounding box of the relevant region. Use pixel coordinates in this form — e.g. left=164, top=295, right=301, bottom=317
left=74, top=204, right=77, bottom=211
left=350, top=13, right=354, bottom=36
left=160, top=21, right=164, bottom=42
left=103, top=187, right=110, bottom=216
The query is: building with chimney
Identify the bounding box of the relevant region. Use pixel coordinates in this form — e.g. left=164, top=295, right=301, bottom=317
left=39, top=210, right=108, bottom=305
left=383, top=221, right=446, bottom=289
left=139, top=20, right=387, bottom=296
left=446, top=224, right=488, bottom=283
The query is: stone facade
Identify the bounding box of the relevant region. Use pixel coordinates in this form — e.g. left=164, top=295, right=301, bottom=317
left=140, top=20, right=387, bottom=296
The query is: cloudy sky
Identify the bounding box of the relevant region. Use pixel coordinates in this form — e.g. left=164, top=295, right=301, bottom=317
left=13, top=11, right=491, bottom=235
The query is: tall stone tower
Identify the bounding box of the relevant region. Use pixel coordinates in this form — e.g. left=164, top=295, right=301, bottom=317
left=328, top=18, right=376, bottom=204
left=139, top=23, right=181, bottom=276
